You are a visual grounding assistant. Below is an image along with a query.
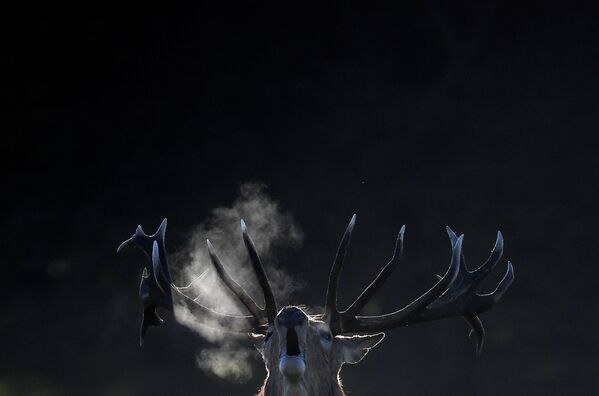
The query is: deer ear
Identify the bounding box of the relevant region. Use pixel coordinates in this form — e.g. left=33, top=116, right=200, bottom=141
left=336, top=333, right=385, bottom=364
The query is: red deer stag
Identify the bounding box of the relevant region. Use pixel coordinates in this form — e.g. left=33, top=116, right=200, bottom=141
left=117, top=215, right=514, bottom=395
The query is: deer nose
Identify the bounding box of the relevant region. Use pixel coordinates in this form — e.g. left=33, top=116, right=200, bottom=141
left=276, top=307, right=308, bottom=329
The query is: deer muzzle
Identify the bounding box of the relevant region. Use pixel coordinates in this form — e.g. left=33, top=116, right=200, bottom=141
left=276, top=308, right=308, bottom=380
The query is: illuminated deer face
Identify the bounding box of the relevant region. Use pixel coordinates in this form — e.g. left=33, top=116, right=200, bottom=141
left=257, top=306, right=384, bottom=395
left=118, top=215, right=513, bottom=395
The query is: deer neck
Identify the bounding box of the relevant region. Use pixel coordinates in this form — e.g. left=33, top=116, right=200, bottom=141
left=260, top=368, right=344, bottom=396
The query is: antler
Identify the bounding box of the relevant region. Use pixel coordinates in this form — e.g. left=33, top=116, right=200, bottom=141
left=324, top=215, right=514, bottom=353
left=206, top=219, right=278, bottom=324
left=117, top=218, right=277, bottom=344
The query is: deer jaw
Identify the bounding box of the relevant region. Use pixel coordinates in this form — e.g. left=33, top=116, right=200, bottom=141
left=258, top=306, right=384, bottom=396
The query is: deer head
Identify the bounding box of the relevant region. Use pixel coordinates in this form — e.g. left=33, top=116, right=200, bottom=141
left=256, top=304, right=386, bottom=396
left=117, top=215, right=514, bottom=396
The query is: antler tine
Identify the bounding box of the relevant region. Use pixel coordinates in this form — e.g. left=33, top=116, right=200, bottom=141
left=463, top=315, right=485, bottom=355
left=324, top=214, right=356, bottom=327
left=241, top=220, right=278, bottom=323
left=446, top=226, right=466, bottom=268
left=206, top=240, right=267, bottom=324
left=472, top=231, right=504, bottom=284
left=343, top=225, right=405, bottom=318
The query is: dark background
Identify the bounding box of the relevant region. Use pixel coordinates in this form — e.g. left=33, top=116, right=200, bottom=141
left=2, top=2, right=598, bottom=395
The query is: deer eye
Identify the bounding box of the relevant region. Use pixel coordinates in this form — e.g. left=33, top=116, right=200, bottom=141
left=320, top=332, right=332, bottom=342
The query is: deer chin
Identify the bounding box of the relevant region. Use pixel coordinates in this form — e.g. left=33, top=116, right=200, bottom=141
left=278, top=355, right=306, bottom=380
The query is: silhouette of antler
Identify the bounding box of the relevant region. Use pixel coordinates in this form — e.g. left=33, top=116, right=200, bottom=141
left=119, top=215, right=513, bottom=354
left=117, top=219, right=277, bottom=344
left=323, top=215, right=514, bottom=353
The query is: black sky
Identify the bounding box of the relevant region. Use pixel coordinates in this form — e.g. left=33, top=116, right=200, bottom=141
left=2, top=2, right=599, bottom=395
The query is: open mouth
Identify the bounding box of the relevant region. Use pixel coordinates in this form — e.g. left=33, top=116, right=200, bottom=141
left=286, top=328, right=301, bottom=356
left=279, top=328, right=305, bottom=378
